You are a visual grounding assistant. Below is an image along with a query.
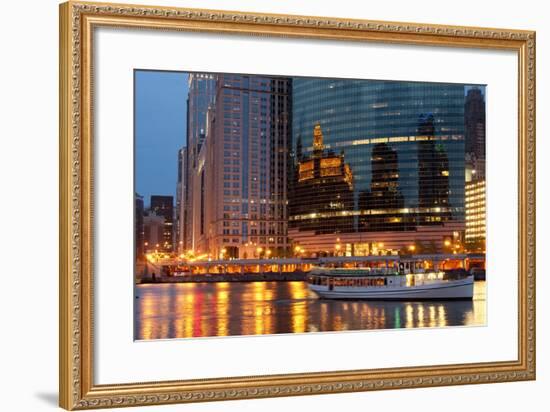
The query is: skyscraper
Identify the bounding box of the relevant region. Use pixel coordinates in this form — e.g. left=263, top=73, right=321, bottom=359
left=184, top=73, right=217, bottom=251
left=187, top=73, right=217, bottom=168
left=176, top=147, right=187, bottom=254
left=465, top=87, right=486, bottom=180
left=188, top=74, right=292, bottom=259
left=464, top=87, right=486, bottom=252
left=150, top=195, right=174, bottom=252
left=289, top=78, right=466, bottom=256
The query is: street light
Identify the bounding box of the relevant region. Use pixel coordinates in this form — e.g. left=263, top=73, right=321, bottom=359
left=408, top=245, right=416, bottom=252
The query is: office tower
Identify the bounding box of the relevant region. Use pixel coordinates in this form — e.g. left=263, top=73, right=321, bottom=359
left=465, top=87, right=486, bottom=181
left=184, top=73, right=217, bottom=251
left=176, top=147, right=187, bottom=254
left=289, top=78, right=466, bottom=256
left=465, top=179, right=486, bottom=251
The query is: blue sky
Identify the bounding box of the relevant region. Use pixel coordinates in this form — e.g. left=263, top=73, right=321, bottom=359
left=135, top=70, right=188, bottom=207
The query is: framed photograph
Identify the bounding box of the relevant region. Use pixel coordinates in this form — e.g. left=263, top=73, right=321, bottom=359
left=59, top=1, right=536, bottom=409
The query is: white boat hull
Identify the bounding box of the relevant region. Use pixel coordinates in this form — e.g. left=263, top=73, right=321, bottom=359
left=309, top=276, right=474, bottom=300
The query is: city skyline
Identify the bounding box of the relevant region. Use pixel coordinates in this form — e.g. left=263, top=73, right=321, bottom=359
left=134, top=70, right=487, bottom=340
left=135, top=71, right=485, bottom=208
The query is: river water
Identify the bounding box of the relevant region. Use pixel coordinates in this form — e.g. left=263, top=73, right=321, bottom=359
left=134, top=281, right=486, bottom=340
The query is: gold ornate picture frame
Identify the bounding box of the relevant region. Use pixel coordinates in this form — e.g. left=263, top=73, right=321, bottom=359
left=59, top=1, right=536, bottom=409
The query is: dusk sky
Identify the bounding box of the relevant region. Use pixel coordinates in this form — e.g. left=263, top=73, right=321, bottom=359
left=135, top=70, right=188, bottom=207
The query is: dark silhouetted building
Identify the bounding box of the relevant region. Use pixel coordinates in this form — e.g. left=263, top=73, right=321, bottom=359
left=417, top=113, right=451, bottom=222
left=135, top=193, right=144, bottom=259
left=358, top=143, right=409, bottom=232
left=465, top=87, right=486, bottom=181
left=150, top=195, right=174, bottom=252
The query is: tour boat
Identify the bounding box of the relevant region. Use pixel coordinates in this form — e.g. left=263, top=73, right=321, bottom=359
left=306, top=267, right=474, bottom=300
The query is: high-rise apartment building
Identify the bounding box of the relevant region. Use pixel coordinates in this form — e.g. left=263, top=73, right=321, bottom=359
left=188, top=74, right=291, bottom=259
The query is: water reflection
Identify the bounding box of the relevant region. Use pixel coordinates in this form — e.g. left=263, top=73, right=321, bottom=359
left=134, top=281, right=486, bottom=340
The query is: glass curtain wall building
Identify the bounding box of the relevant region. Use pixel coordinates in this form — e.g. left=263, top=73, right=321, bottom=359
left=185, top=73, right=217, bottom=251
left=289, top=78, right=467, bottom=256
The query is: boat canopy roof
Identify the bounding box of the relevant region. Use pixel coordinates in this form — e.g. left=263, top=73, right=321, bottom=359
left=310, top=268, right=398, bottom=277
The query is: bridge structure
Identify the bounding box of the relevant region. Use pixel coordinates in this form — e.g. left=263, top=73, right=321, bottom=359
left=143, top=253, right=485, bottom=277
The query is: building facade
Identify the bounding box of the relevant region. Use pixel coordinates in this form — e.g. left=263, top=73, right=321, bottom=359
left=289, top=79, right=467, bottom=256
left=465, top=179, right=486, bottom=251
left=184, top=73, right=217, bottom=251
left=150, top=195, right=174, bottom=252
left=143, top=213, right=165, bottom=253
left=465, top=87, right=486, bottom=180
left=188, top=74, right=292, bottom=259
left=176, top=147, right=187, bottom=254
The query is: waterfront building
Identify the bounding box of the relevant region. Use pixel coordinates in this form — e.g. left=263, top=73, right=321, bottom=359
left=143, top=212, right=165, bottom=253
left=184, top=73, right=217, bottom=251
left=465, top=179, right=486, bottom=251
left=189, top=74, right=292, bottom=259
left=176, top=147, right=187, bottom=254
left=150, top=195, right=174, bottom=252
left=289, top=79, right=466, bottom=256
left=135, top=193, right=144, bottom=260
